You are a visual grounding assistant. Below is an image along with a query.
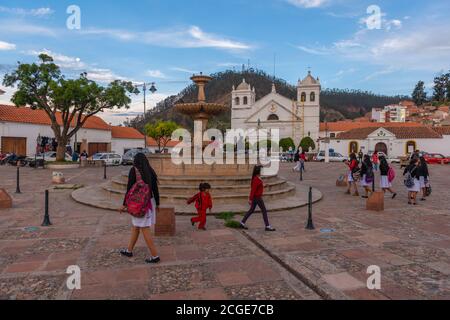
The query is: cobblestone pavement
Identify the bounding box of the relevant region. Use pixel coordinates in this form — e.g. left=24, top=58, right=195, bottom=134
left=242, top=162, right=450, bottom=300
left=0, top=165, right=319, bottom=300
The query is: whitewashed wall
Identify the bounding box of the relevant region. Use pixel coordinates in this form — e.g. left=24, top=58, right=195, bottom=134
left=111, top=138, right=145, bottom=155
left=0, top=121, right=111, bottom=156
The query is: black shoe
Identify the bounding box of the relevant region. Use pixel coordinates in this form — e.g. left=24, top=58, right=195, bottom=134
left=265, top=226, right=276, bottom=232
left=392, top=193, right=397, bottom=199
left=191, top=220, right=195, bottom=226
left=120, top=249, right=133, bottom=258
left=420, top=198, right=426, bottom=201
left=145, top=256, right=160, bottom=264
left=240, top=222, right=248, bottom=230
left=362, top=196, right=368, bottom=199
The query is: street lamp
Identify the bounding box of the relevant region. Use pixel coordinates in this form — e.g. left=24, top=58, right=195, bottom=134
left=135, top=82, right=157, bottom=148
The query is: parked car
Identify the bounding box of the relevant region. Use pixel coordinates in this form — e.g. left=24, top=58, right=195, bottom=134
left=27, top=151, right=72, bottom=166
left=122, top=148, right=151, bottom=165
left=315, top=151, right=347, bottom=162
left=93, top=153, right=123, bottom=166
left=423, top=153, right=450, bottom=164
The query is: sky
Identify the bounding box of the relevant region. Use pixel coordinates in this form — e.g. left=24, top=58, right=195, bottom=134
left=0, top=0, right=449, bottom=125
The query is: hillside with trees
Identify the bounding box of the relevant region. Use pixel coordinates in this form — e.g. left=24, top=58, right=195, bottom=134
left=128, top=69, right=407, bottom=132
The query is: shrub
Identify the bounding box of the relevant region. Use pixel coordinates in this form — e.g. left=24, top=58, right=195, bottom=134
left=299, top=136, right=316, bottom=152
left=225, top=220, right=242, bottom=229
left=279, top=137, right=295, bottom=152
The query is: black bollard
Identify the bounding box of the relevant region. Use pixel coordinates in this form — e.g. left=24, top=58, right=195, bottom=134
left=300, top=168, right=303, bottom=181
left=41, top=190, right=52, bottom=226
left=15, top=166, right=21, bottom=194
left=34, top=154, right=37, bottom=169
left=103, top=162, right=107, bottom=179
left=306, top=186, right=315, bottom=230
left=372, top=177, right=375, bottom=193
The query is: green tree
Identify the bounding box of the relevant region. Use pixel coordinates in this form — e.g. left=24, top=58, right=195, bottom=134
left=279, top=137, right=295, bottom=152
left=3, top=54, right=138, bottom=161
left=412, top=81, right=427, bottom=106
left=299, top=136, right=316, bottom=152
left=433, top=73, right=447, bottom=102
left=144, top=120, right=179, bottom=152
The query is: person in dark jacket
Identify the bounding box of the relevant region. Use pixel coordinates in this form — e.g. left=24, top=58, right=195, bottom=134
left=240, top=165, right=276, bottom=231
left=418, top=156, right=430, bottom=201
left=119, top=153, right=160, bottom=264
left=403, top=158, right=420, bottom=205
left=360, top=155, right=373, bottom=198
left=379, top=156, right=397, bottom=198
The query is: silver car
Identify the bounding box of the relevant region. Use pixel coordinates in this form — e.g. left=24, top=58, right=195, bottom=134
left=122, top=148, right=151, bottom=165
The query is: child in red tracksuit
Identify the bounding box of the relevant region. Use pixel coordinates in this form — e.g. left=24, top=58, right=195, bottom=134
left=188, top=183, right=212, bottom=230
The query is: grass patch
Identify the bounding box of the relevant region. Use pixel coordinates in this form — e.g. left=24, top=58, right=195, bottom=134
left=224, top=220, right=242, bottom=229
left=216, top=212, right=235, bottom=220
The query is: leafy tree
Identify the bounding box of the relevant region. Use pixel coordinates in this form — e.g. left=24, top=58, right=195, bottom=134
left=412, top=81, right=427, bottom=106
left=446, top=71, right=450, bottom=101
left=433, top=73, right=447, bottom=102
left=3, top=54, right=138, bottom=161
left=299, top=136, right=316, bottom=152
left=144, top=120, right=179, bottom=152
left=279, top=137, right=295, bottom=152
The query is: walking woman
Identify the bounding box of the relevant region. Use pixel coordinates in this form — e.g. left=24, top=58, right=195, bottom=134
left=418, top=156, right=430, bottom=201
left=360, top=155, right=373, bottom=199
left=119, top=153, right=160, bottom=264
left=346, top=153, right=360, bottom=196
left=240, top=165, right=276, bottom=231
left=403, top=158, right=420, bottom=205
left=379, top=156, right=397, bottom=198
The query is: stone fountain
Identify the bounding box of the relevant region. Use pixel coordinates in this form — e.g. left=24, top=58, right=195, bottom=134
left=72, top=74, right=322, bottom=214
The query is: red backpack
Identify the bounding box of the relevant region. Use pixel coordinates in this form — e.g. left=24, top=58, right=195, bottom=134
left=125, top=167, right=152, bottom=218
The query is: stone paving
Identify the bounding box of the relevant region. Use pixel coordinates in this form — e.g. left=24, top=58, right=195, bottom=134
left=0, top=162, right=449, bottom=300
left=0, top=165, right=318, bottom=300
left=242, top=162, right=450, bottom=300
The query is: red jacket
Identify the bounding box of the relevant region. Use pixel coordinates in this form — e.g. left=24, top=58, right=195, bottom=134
left=249, top=176, right=264, bottom=201
left=187, top=192, right=212, bottom=212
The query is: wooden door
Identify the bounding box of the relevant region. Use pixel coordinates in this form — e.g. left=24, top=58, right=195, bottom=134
left=1, top=137, right=27, bottom=156
left=88, top=143, right=108, bottom=156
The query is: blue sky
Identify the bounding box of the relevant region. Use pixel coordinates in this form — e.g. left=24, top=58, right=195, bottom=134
left=0, top=0, right=449, bottom=124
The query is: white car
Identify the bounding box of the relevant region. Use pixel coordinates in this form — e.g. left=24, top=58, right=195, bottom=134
left=315, top=151, right=347, bottom=162
left=93, top=153, right=122, bottom=166
left=370, top=151, right=400, bottom=164
left=29, top=151, right=72, bottom=162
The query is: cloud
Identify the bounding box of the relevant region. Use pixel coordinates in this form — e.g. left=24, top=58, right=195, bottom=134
left=0, top=40, right=16, bottom=51
left=0, top=6, right=54, bottom=17
left=86, top=68, right=127, bottom=82
left=0, top=21, right=57, bottom=36
left=146, top=70, right=167, bottom=79
left=82, top=25, right=253, bottom=51
left=170, top=67, right=199, bottom=74
left=286, top=0, right=329, bottom=9
left=26, top=49, right=85, bottom=69
left=296, top=45, right=330, bottom=55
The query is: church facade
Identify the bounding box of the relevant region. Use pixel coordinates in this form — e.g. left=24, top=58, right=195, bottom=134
left=230, top=72, right=321, bottom=149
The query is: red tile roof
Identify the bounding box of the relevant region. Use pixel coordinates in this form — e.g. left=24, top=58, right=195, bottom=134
left=320, top=121, right=423, bottom=132
left=111, top=126, right=144, bottom=139
left=336, top=126, right=442, bottom=140
left=0, top=104, right=110, bottom=131
left=146, top=137, right=180, bottom=148
left=432, top=127, right=450, bottom=135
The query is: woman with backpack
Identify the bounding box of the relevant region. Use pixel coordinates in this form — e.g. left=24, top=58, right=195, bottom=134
left=360, top=155, right=373, bottom=199
left=379, top=156, right=397, bottom=199
left=345, top=153, right=360, bottom=196
left=403, top=158, right=420, bottom=205
left=119, top=153, right=160, bottom=264
left=418, top=156, right=430, bottom=201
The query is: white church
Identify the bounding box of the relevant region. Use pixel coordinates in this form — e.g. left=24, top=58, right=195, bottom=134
left=231, top=71, right=321, bottom=149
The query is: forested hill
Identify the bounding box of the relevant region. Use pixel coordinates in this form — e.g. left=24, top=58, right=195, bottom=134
left=128, top=69, right=407, bottom=132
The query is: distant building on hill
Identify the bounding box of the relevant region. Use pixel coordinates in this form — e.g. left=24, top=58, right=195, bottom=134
left=371, top=105, right=407, bottom=123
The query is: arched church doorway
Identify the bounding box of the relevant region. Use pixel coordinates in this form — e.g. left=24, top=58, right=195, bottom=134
left=375, top=142, right=388, bottom=155
left=349, top=141, right=359, bottom=155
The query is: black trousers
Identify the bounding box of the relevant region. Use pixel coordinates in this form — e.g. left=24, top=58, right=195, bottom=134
left=242, top=197, right=270, bottom=227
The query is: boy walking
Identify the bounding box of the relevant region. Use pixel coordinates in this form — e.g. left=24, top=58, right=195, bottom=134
left=188, top=183, right=212, bottom=230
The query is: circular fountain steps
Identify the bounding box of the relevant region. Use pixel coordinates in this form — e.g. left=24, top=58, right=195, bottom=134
left=72, top=172, right=323, bottom=214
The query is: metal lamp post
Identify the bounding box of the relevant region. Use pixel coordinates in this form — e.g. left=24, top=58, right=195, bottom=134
left=135, top=82, right=157, bottom=148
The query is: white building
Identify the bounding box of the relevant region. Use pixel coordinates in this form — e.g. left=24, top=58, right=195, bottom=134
left=321, top=125, right=449, bottom=158
left=0, top=104, right=175, bottom=157
left=372, top=105, right=407, bottom=123
left=231, top=71, right=321, bottom=148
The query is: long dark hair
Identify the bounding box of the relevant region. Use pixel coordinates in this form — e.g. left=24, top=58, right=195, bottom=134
left=363, top=154, right=372, bottom=167
left=252, top=165, right=262, bottom=179
left=133, top=152, right=157, bottom=182
left=419, top=156, right=427, bottom=167
left=379, top=155, right=388, bottom=167
left=349, top=153, right=357, bottom=161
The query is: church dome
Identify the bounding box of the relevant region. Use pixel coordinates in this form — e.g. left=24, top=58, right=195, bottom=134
left=236, top=79, right=250, bottom=90
left=299, top=71, right=320, bottom=86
